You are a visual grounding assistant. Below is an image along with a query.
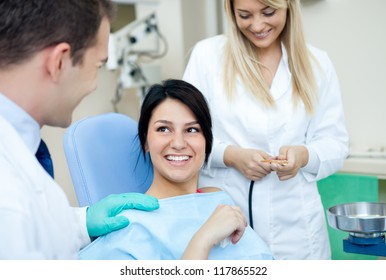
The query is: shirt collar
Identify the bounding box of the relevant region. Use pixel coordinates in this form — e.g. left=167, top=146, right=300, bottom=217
left=270, top=43, right=292, bottom=100
left=0, top=93, right=41, bottom=154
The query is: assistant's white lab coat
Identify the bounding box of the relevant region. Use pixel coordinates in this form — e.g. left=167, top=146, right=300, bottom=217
left=0, top=116, right=90, bottom=259
left=183, top=35, right=349, bottom=260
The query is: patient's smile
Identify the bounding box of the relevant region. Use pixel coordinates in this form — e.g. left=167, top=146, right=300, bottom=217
left=166, top=155, right=190, bottom=162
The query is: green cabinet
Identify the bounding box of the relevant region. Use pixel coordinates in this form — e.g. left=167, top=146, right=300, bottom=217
left=317, top=173, right=379, bottom=260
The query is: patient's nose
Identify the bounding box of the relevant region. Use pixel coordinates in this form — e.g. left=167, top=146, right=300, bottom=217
left=170, top=132, right=187, bottom=150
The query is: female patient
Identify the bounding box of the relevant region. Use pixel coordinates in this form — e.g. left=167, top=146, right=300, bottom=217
left=79, top=79, right=274, bottom=260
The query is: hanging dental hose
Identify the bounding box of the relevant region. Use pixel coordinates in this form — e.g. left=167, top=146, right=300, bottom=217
left=248, top=180, right=255, bottom=229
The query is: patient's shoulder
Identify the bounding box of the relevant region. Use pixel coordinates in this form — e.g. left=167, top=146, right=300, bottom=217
left=198, top=186, right=222, bottom=193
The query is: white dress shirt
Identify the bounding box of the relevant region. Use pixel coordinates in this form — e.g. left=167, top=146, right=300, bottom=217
left=0, top=94, right=90, bottom=259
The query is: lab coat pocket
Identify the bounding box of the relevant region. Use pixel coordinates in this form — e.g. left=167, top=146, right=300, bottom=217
left=303, top=195, right=331, bottom=259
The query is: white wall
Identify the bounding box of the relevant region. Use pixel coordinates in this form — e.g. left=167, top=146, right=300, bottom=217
left=301, top=0, right=386, bottom=177
left=137, top=0, right=221, bottom=79
left=301, top=0, right=386, bottom=154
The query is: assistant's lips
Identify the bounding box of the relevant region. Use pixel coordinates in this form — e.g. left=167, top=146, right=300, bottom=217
left=252, top=28, right=272, bottom=39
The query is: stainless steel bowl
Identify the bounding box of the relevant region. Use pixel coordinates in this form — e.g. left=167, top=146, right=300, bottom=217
left=327, top=202, right=386, bottom=235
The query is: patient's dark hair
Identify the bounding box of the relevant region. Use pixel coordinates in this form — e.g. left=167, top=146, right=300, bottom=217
left=138, top=79, right=213, bottom=164
left=0, top=0, right=115, bottom=68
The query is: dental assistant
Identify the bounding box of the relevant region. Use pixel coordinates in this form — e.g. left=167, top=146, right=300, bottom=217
left=183, top=0, right=349, bottom=259
left=0, top=0, right=158, bottom=259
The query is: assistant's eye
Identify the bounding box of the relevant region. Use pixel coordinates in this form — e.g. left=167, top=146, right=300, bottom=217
left=238, top=13, right=250, bottom=20
left=263, top=8, right=276, bottom=17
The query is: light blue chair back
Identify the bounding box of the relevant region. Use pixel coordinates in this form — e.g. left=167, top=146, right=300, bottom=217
left=63, top=113, right=153, bottom=207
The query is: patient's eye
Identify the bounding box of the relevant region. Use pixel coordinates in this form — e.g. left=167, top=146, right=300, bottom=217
left=187, top=127, right=200, bottom=133
left=157, top=126, right=170, bottom=133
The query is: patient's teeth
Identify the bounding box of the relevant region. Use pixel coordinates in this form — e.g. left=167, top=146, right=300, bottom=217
left=167, top=155, right=189, bottom=161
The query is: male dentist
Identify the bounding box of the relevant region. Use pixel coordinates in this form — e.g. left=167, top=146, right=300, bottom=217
left=0, top=0, right=158, bottom=259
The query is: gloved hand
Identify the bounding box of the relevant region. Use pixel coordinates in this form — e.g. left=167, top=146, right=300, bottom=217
left=86, top=193, right=159, bottom=238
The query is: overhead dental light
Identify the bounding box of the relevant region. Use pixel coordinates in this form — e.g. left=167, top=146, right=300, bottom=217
left=106, top=7, right=167, bottom=111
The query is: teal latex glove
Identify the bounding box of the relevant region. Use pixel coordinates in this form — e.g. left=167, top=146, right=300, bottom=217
left=86, top=193, right=159, bottom=238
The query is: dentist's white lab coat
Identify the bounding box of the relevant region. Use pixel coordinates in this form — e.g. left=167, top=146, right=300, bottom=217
left=183, top=35, right=349, bottom=260
left=0, top=116, right=90, bottom=259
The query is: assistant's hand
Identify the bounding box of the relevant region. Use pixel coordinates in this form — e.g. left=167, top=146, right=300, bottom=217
left=270, top=145, right=309, bottom=181
left=224, top=145, right=272, bottom=181
left=86, top=193, right=159, bottom=238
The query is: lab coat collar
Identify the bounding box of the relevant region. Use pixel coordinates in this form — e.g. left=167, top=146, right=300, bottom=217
left=0, top=93, right=41, bottom=154
left=270, top=43, right=292, bottom=101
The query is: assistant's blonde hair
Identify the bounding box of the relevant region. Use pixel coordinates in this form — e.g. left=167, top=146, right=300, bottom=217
left=223, top=0, right=317, bottom=113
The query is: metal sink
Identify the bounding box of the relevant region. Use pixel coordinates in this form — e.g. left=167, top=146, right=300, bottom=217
left=327, top=202, right=386, bottom=235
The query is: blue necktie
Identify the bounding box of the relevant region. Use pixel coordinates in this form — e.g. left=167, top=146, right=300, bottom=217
left=35, top=139, right=54, bottom=178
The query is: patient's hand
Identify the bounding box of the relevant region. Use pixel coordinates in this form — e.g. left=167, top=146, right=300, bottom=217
left=181, top=205, right=247, bottom=259
left=202, top=205, right=247, bottom=245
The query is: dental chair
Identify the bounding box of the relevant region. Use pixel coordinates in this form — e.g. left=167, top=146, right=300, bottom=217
left=63, top=113, right=153, bottom=207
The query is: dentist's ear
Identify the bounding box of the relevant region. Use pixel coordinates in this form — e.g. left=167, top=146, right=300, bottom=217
left=45, top=42, right=71, bottom=82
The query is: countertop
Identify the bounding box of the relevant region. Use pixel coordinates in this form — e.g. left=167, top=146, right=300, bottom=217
left=341, top=156, right=386, bottom=179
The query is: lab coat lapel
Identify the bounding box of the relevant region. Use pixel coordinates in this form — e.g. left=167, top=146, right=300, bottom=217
left=270, top=44, right=291, bottom=101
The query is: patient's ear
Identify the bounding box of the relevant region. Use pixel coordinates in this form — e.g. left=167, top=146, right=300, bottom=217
left=145, top=141, right=149, bottom=152
left=45, top=42, right=71, bottom=82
